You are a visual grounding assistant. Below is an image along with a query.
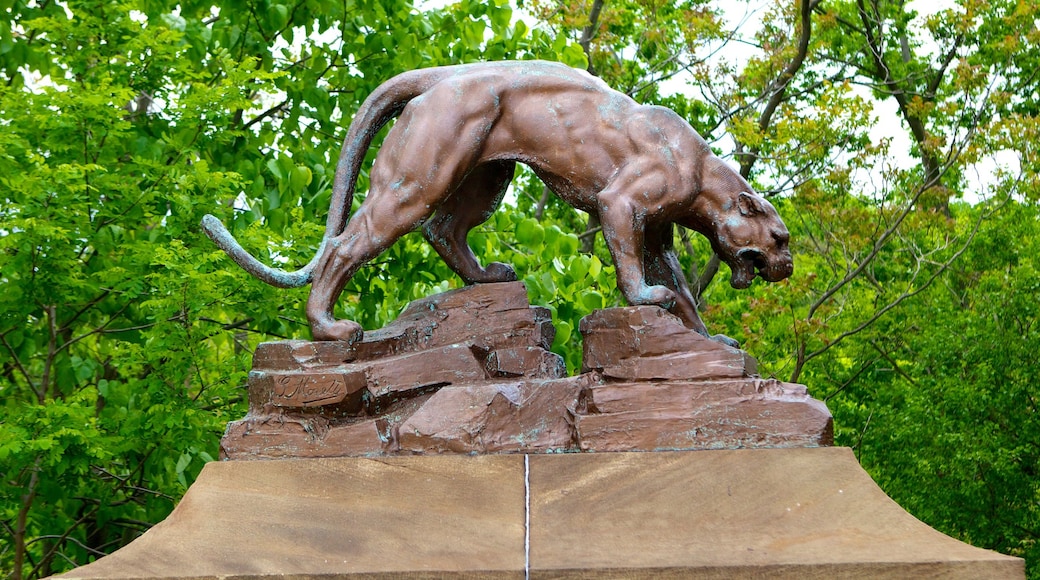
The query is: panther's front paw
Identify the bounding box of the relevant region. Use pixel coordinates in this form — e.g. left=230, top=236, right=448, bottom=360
left=632, top=284, right=677, bottom=310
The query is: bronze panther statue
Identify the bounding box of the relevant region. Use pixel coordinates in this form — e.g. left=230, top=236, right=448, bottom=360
left=202, top=61, right=793, bottom=346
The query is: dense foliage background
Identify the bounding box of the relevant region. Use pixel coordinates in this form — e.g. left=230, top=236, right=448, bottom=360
left=1, top=0, right=1037, bottom=577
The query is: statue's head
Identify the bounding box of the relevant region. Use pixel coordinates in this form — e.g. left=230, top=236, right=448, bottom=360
left=711, top=191, right=794, bottom=289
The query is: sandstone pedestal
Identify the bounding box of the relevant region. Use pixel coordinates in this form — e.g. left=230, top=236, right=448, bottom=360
left=58, top=448, right=1023, bottom=578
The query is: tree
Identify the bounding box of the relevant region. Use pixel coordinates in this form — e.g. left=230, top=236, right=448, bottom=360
left=852, top=199, right=1040, bottom=566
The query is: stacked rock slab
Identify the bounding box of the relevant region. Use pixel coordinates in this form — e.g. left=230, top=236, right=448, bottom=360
left=222, top=281, right=831, bottom=458
left=221, top=282, right=583, bottom=458
left=575, top=306, right=833, bottom=451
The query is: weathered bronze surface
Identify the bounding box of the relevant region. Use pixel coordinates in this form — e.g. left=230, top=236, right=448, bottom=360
left=202, top=61, right=793, bottom=345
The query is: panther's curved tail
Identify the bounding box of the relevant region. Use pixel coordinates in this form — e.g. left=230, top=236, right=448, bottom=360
left=201, top=65, right=459, bottom=288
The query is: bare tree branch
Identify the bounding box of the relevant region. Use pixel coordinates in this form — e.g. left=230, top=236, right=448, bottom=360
left=791, top=179, right=1013, bottom=382
left=534, top=184, right=551, bottom=221
left=58, top=289, right=112, bottom=333
left=738, top=0, right=815, bottom=179
left=803, top=77, right=994, bottom=326
left=12, top=459, right=41, bottom=580
left=578, top=0, right=605, bottom=75
left=822, top=356, right=880, bottom=402
left=0, top=329, right=34, bottom=394
left=243, top=99, right=290, bottom=130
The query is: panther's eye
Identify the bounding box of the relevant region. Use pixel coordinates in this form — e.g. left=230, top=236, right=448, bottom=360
left=772, top=230, right=789, bottom=246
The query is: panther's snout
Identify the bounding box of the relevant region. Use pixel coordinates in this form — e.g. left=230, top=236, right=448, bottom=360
left=768, top=252, right=794, bottom=281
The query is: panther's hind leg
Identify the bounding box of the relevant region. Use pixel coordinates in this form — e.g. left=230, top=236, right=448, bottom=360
left=308, top=85, right=501, bottom=341
left=307, top=191, right=438, bottom=342
left=306, top=209, right=396, bottom=342
left=423, top=160, right=518, bottom=284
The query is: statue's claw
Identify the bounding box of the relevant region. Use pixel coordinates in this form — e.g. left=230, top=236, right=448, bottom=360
left=710, top=333, right=740, bottom=349
left=631, top=284, right=677, bottom=310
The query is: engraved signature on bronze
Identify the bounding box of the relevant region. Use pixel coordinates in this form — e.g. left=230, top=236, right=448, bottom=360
left=271, top=374, right=348, bottom=407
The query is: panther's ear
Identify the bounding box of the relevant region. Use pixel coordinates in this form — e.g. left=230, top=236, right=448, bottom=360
left=737, top=192, right=764, bottom=217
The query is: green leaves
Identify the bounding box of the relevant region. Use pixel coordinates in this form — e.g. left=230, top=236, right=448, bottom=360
left=266, top=155, right=313, bottom=203
left=0, top=0, right=314, bottom=572
left=515, top=217, right=545, bottom=246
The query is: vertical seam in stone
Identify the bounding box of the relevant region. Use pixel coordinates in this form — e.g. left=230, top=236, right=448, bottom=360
left=524, top=453, right=531, bottom=580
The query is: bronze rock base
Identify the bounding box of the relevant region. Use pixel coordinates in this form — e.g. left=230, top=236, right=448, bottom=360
left=220, top=281, right=832, bottom=458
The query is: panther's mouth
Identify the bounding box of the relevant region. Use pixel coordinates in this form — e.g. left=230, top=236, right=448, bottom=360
left=729, top=248, right=767, bottom=289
